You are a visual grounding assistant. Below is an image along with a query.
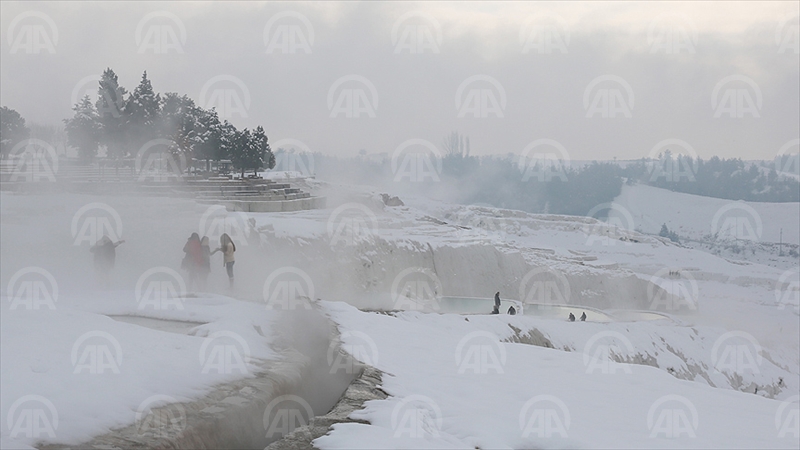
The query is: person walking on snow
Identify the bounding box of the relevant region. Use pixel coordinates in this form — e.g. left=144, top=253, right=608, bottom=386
left=90, top=235, right=124, bottom=287
left=212, top=233, right=236, bottom=288
left=580, top=312, right=587, bottom=322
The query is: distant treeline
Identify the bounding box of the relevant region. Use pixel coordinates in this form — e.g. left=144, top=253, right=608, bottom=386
left=312, top=146, right=799, bottom=217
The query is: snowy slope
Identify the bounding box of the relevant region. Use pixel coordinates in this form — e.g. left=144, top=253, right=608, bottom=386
left=317, top=302, right=800, bottom=449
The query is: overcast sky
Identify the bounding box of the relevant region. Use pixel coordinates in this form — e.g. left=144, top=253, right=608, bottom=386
left=1, top=1, right=798, bottom=161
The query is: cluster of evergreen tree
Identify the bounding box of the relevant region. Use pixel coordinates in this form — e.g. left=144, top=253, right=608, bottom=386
left=0, top=106, right=30, bottom=157
left=63, top=68, right=274, bottom=176
left=622, top=152, right=799, bottom=202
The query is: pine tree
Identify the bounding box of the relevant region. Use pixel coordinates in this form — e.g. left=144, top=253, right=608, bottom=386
left=0, top=106, right=30, bottom=158
left=64, top=95, right=101, bottom=164
left=125, top=71, right=161, bottom=157
left=96, top=68, right=128, bottom=159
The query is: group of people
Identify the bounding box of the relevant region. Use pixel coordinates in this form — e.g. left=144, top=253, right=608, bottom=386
left=491, top=292, right=517, bottom=315
left=89, top=232, right=237, bottom=291
left=182, top=232, right=236, bottom=290
left=568, top=312, right=588, bottom=322
left=489, top=291, right=588, bottom=321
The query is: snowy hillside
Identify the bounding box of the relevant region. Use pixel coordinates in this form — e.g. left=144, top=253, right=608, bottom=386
left=1, top=183, right=798, bottom=449
left=610, top=183, right=800, bottom=269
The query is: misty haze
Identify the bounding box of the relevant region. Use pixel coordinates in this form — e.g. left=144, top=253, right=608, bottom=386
left=1, top=1, right=799, bottom=449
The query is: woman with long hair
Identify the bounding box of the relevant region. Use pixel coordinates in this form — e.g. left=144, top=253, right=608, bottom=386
left=212, top=233, right=236, bottom=288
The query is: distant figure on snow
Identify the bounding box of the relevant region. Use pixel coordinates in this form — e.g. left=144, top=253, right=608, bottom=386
left=91, top=235, right=124, bottom=287
left=507, top=305, right=516, bottom=315
left=491, top=291, right=501, bottom=314
left=212, top=233, right=236, bottom=288
left=182, top=233, right=204, bottom=291
left=568, top=312, right=576, bottom=322
left=580, top=312, right=587, bottom=322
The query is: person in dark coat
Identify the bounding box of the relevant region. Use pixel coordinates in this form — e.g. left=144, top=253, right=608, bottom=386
left=182, top=233, right=203, bottom=290
left=490, top=291, right=502, bottom=314
left=580, top=312, right=587, bottom=321
left=90, top=235, right=124, bottom=287
left=507, top=306, right=517, bottom=315
left=568, top=312, right=576, bottom=322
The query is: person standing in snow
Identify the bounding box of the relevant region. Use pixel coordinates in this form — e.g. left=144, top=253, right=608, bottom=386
left=568, top=312, right=576, bottom=322
left=198, top=236, right=212, bottom=290
left=182, top=233, right=203, bottom=291
left=90, top=235, right=124, bottom=287
left=580, top=312, right=587, bottom=321
left=491, top=291, right=501, bottom=314
left=212, top=233, right=236, bottom=288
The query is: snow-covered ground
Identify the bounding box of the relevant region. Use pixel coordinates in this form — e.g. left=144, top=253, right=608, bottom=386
left=611, top=183, right=800, bottom=269
left=318, top=302, right=800, bottom=449
left=1, top=180, right=798, bottom=449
